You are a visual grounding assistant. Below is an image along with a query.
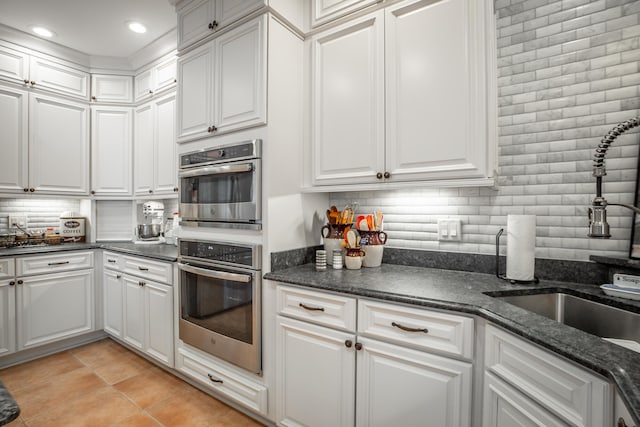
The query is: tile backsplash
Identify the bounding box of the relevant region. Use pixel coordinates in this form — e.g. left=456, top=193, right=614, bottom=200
left=0, top=199, right=81, bottom=235
left=331, top=0, right=640, bottom=262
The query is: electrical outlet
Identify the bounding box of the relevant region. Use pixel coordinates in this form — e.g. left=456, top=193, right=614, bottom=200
left=8, top=215, right=27, bottom=231
left=437, top=219, right=462, bottom=241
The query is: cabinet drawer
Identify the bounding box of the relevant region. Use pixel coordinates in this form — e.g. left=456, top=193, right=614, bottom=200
left=177, top=345, right=267, bottom=414
left=121, top=255, right=172, bottom=285
left=17, top=251, right=94, bottom=276
left=358, top=299, right=474, bottom=359
left=277, top=285, right=356, bottom=331
left=485, top=325, right=610, bottom=427
left=103, top=251, right=122, bottom=270
left=0, top=258, right=15, bottom=278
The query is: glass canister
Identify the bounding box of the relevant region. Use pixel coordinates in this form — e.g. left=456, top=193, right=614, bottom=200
left=321, top=223, right=350, bottom=265
left=360, top=230, right=387, bottom=268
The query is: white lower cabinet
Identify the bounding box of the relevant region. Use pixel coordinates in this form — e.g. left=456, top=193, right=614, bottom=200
left=275, top=284, right=473, bottom=427
left=483, top=325, right=611, bottom=427
left=103, top=251, right=174, bottom=367
left=17, top=269, right=94, bottom=350
left=0, top=277, right=16, bottom=356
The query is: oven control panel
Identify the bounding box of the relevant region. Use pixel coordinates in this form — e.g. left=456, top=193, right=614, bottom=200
left=179, top=239, right=261, bottom=270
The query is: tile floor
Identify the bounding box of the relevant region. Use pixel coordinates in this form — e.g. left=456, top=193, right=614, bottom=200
left=0, top=338, right=264, bottom=427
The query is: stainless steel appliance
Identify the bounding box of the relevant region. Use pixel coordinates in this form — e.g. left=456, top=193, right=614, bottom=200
left=134, top=201, right=165, bottom=244
left=178, top=239, right=262, bottom=374
left=179, top=140, right=261, bottom=230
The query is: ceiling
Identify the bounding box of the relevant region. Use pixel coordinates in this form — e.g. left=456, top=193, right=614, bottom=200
left=0, top=0, right=177, bottom=58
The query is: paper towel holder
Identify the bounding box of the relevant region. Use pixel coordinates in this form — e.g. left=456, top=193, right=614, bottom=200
left=495, top=229, right=539, bottom=284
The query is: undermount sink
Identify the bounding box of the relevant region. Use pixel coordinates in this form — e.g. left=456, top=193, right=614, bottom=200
left=493, top=292, right=640, bottom=351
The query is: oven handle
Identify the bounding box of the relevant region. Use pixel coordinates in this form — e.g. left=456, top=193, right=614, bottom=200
left=178, top=262, right=252, bottom=283
left=179, top=163, right=253, bottom=179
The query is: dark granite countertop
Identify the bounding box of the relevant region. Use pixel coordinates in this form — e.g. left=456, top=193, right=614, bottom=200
left=264, top=263, right=640, bottom=425
left=0, top=242, right=178, bottom=262
left=0, top=380, right=19, bottom=425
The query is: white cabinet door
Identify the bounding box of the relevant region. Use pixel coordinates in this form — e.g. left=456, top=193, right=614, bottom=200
left=91, top=74, right=132, bottom=103
left=134, top=102, right=155, bottom=196
left=0, top=279, right=16, bottom=356
left=384, top=0, right=489, bottom=181
left=0, top=45, right=30, bottom=85
left=177, top=0, right=216, bottom=51
left=29, top=56, right=89, bottom=99
left=176, top=42, right=214, bottom=143
left=145, top=280, right=173, bottom=366
left=483, top=373, right=568, bottom=427
left=154, top=92, right=178, bottom=195
left=0, top=86, right=28, bottom=193
left=103, top=269, right=123, bottom=338
left=276, top=315, right=356, bottom=427
left=356, top=337, right=472, bottom=427
left=213, top=15, right=266, bottom=134
left=310, top=11, right=385, bottom=185
left=122, top=275, right=145, bottom=351
left=28, top=93, right=89, bottom=195
left=217, top=0, right=265, bottom=26
left=91, top=106, right=132, bottom=196
left=154, top=57, right=177, bottom=94
left=17, top=269, right=93, bottom=350
left=134, top=68, right=154, bottom=102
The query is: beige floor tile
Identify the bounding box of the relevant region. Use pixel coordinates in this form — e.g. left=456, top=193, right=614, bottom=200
left=26, top=386, right=140, bottom=427
left=0, top=351, right=83, bottom=392
left=145, top=389, right=234, bottom=427
left=11, top=366, right=106, bottom=420
left=114, top=367, right=189, bottom=409
left=108, top=412, right=163, bottom=427
left=5, top=416, right=25, bottom=426
left=71, top=338, right=132, bottom=369
left=92, top=351, right=154, bottom=385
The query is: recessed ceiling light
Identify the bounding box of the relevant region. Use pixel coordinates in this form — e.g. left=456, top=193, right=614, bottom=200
left=127, top=21, right=147, bottom=34
left=32, top=26, right=55, bottom=38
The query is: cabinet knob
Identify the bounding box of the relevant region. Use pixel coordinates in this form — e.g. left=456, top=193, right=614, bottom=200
left=345, top=340, right=353, bottom=348
left=17, top=280, right=23, bottom=285
left=116, top=275, right=121, bottom=279
left=29, top=188, right=35, bottom=192
left=23, top=79, right=29, bottom=85
left=354, top=342, right=363, bottom=351
left=208, top=20, right=218, bottom=30
left=376, top=172, right=383, bottom=179
left=91, top=190, right=96, bottom=195
left=138, top=281, right=145, bottom=287
left=148, top=189, right=153, bottom=193
left=211, top=125, right=217, bottom=133
left=30, top=81, right=35, bottom=86
left=9, top=281, right=15, bottom=286
left=174, top=187, right=178, bottom=192
left=148, top=89, right=153, bottom=94
left=384, top=171, right=390, bottom=179
left=91, top=96, right=97, bottom=101
left=23, top=188, right=29, bottom=192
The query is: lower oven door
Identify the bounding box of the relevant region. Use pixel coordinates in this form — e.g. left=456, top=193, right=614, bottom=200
left=178, top=262, right=261, bottom=374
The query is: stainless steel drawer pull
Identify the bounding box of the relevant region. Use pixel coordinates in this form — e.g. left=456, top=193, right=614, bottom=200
left=299, top=303, right=325, bottom=312
left=392, top=322, right=429, bottom=334
left=207, top=374, right=223, bottom=384
left=48, top=261, right=70, bottom=266
left=137, top=266, right=149, bottom=271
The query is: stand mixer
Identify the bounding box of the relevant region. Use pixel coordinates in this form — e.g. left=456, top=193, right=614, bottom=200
left=134, top=201, right=165, bottom=244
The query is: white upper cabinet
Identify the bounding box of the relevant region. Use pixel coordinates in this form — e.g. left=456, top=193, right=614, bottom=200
left=177, top=15, right=266, bottom=143
left=310, top=11, right=385, bottom=185
left=28, top=93, right=90, bottom=195
left=90, top=74, right=133, bottom=103
left=134, top=56, right=177, bottom=103
left=176, top=0, right=265, bottom=51
left=0, top=86, right=28, bottom=193
left=134, top=92, right=178, bottom=197
left=91, top=106, right=133, bottom=197
left=312, top=0, right=378, bottom=27
left=0, top=45, right=89, bottom=100
left=308, top=0, right=495, bottom=189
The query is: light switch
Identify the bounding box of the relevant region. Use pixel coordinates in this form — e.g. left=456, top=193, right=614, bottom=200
left=437, top=219, right=462, bottom=241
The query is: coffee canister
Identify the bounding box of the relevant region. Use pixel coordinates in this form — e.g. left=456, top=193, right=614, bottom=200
left=60, top=211, right=86, bottom=242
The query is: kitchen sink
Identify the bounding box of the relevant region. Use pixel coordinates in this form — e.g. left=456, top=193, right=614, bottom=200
left=493, top=292, right=640, bottom=349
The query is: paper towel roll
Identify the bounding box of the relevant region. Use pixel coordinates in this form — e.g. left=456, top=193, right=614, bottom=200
left=506, top=215, right=536, bottom=281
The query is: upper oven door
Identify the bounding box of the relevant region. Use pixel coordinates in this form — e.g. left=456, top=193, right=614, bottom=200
left=179, top=159, right=261, bottom=225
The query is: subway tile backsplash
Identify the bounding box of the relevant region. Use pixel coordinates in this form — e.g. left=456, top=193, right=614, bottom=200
left=331, top=0, right=640, bottom=262
left=0, top=199, right=80, bottom=235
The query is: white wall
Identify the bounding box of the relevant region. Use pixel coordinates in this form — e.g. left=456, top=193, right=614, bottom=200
left=331, top=0, right=640, bottom=262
